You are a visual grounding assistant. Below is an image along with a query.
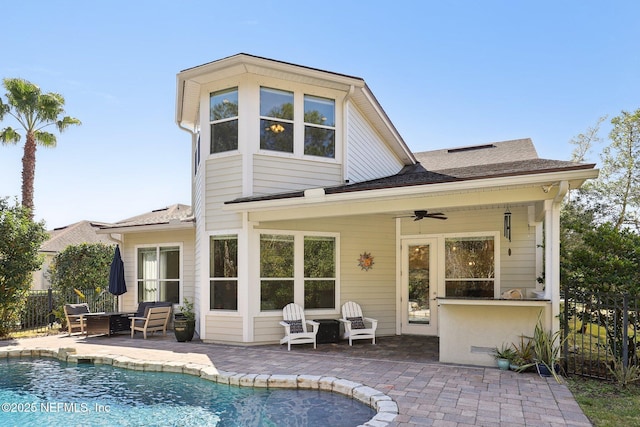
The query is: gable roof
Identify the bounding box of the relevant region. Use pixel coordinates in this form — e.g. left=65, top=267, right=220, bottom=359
left=226, top=139, right=596, bottom=205
left=41, top=220, right=115, bottom=253
left=98, top=204, right=194, bottom=232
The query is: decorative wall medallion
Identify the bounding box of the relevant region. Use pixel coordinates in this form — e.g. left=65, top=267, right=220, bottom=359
left=358, top=252, right=374, bottom=271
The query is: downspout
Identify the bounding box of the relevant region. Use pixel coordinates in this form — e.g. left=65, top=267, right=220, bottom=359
left=176, top=79, right=205, bottom=340
left=342, top=85, right=355, bottom=184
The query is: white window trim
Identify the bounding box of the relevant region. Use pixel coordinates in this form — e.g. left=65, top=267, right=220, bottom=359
left=443, top=231, right=501, bottom=298
left=208, top=232, right=240, bottom=313
left=134, top=242, right=184, bottom=305
left=256, top=83, right=342, bottom=164
left=402, top=231, right=501, bottom=298
left=255, top=229, right=341, bottom=316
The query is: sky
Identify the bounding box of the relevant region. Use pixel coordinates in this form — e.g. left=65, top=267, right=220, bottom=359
left=1, top=1, right=639, bottom=229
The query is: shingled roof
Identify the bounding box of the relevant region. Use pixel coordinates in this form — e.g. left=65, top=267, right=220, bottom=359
left=226, top=139, right=596, bottom=205
left=41, top=220, right=115, bottom=253
left=99, top=204, right=194, bottom=230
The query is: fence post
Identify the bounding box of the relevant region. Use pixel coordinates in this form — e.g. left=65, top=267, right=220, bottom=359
left=623, top=294, right=629, bottom=368
left=47, top=289, right=55, bottom=326
left=562, top=285, right=570, bottom=374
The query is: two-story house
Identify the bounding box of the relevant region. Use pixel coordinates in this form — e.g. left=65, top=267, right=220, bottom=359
left=101, top=54, right=597, bottom=366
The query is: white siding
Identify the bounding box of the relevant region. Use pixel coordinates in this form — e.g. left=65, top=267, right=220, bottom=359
left=203, top=314, right=243, bottom=343
left=205, top=155, right=243, bottom=230
left=120, top=229, right=196, bottom=313
left=253, top=154, right=342, bottom=195
left=400, top=206, right=536, bottom=294
left=252, top=214, right=397, bottom=341
left=346, top=102, right=404, bottom=183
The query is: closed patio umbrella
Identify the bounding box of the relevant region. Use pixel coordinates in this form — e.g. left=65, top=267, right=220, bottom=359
left=108, top=245, right=127, bottom=297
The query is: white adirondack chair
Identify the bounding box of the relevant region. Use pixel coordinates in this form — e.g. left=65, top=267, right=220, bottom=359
left=338, top=301, right=378, bottom=346
left=279, top=303, right=320, bottom=351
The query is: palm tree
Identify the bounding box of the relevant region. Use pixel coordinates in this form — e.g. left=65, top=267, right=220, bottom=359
left=0, top=78, right=81, bottom=218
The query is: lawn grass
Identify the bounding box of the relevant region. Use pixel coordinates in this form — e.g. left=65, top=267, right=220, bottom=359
left=567, top=376, right=640, bottom=427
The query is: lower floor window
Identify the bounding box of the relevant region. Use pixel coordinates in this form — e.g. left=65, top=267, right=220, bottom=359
left=137, top=245, right=181, bottom=303
left=260, top=233, right=337, bottom=311
left=210, top=235, right=238, bottom=310
left=444, top=236, right=496, bottom=297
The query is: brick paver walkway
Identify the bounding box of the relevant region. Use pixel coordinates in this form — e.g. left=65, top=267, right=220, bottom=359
left=1, top=334, right=591, bottom=426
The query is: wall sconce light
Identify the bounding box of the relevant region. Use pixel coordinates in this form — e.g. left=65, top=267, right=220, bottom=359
left=269, top=123, right=285, bottom=134
left=503, top=207, right=512, bottom=242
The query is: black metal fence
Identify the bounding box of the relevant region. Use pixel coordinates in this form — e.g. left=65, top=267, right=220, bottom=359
left=8, top=289, right=118, bottom=336
left=562, top=288, right=639, bottom=380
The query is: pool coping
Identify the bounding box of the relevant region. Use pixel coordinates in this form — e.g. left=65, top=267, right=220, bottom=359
left=0, top=346, right=398, bottom=427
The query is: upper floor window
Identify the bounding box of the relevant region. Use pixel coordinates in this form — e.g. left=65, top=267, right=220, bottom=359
left=260, top=87, right=294, bottom=153
left=194, top=133, right=200, bottom=175
left=210, top=87, right=238, bottom=154
left=210, top=235, right=238, bottom=310
left=304, top=95, right=335, bottom=158
left=137, top=245, right=181, bottom=303
left=260, top=87, right=336, bottom=159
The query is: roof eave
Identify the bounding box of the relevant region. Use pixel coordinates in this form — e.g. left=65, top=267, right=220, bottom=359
left=223, top=168, right=599, bottom=213
left=97, top=221, right=195, bottom=234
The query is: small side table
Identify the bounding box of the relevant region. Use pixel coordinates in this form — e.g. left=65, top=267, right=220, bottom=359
left=313, top=319, right=340, bottom=344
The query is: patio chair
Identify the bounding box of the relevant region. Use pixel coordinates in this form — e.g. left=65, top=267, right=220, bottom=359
left=64, top=303, right=90, bottom=336
left=279, top=303, right=320, bottom=351
left=130, top=306, right=172, bottom=339
left=338, top=301, right=377, bottom=346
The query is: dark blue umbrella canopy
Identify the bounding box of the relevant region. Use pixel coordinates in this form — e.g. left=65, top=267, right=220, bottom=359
left=108, top=246, right=127, bottom=296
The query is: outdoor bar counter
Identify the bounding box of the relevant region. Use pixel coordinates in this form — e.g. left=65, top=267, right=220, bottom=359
left=437, top=297, right=551, bottom=366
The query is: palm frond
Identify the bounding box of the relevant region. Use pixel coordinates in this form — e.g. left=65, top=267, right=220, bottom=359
left=0, top=127, right=21, bottom=144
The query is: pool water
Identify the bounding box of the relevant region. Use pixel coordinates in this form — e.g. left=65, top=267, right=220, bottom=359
left=0, top=359, right=375, bottom=426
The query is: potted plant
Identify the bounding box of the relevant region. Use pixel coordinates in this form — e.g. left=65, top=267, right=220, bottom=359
left=527, top=314, right=564, bottom=381
left=510, top=335, right=534, bottom=372
left=493, top=343, right=516, bottom=371
left=174, top=298, right=195, bottom=342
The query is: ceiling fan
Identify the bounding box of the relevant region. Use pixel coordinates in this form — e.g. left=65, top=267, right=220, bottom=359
left=398, top=210, right=448, bottom=221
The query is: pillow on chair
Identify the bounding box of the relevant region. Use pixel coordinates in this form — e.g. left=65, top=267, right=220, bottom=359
left=347, top=316, right=365, bottom=329
left=285, top=319, right=304, bottom=333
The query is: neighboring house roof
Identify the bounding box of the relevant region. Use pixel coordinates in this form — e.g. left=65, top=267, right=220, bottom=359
left=41, top=220, right=115, bottom=253
left=98, top=204, right=194, bottom=232
left=226, top=139, right=596, bottom=204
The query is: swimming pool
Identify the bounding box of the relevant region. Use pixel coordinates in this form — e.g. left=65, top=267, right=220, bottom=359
left=0, top=358, right=375, bottom=426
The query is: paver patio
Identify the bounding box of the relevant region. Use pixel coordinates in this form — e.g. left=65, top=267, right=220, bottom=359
left=0, top=333, right=591, bottom=426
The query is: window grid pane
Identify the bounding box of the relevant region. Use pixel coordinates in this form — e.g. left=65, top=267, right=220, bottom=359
left=210, top=280, right=238, bottom=310
left=260, top=87, right=294, bottom=119
left=260, top=234, right=294, bottom=278
left=210, top=88, right=238, bottom=121
left=261, top=280, right=294, bottom=311
left=445, top=237, right=495, bottom=297
left=210, top=235, right=238, bottom=278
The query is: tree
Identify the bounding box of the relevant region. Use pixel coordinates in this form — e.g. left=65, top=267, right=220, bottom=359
left=0, top=78, right=81, bottom=218
left=0, top=198, right=48, bottom=336
left=597, top=109, right=640, bottom=230
left=568, top=115, right=606, bottom=163
left=49, top=243, right=115, bottom=306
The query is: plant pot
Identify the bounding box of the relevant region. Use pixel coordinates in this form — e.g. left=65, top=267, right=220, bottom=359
left=496, top=358, right=510, bottom=371
left=536, top=362, right=560, bottom=378
left=174, top=315, right=195, bottom=342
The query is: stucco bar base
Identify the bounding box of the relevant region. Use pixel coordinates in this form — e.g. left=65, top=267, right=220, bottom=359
left=438, top=298, right=550, bottom=366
